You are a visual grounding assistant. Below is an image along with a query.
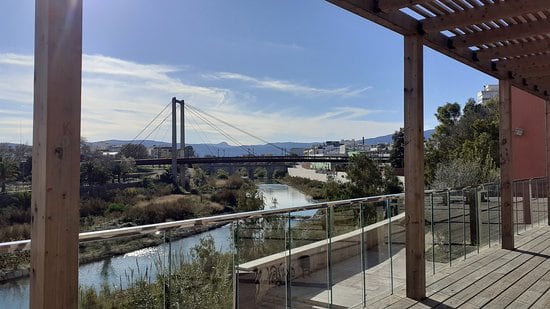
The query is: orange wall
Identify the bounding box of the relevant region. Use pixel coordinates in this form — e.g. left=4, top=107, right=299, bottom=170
left=511, top=87, right=546, bottom=180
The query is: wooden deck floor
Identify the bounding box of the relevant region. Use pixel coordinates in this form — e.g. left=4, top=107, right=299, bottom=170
left=372, top=224, right=550, bottom=308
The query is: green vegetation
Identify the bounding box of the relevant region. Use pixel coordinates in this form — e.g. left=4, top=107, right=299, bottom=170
left=389, top=128, right=404, bottom=169
left=425, top=98, right=499, bottom=187
left=79, top=236, right=233, bottom=309
left=0, top=160, right=264, bottom=283
left=119, top=144, right=149, bottom=160
left=282, top=153, right=403, bottom=202
left=0, top=157, right=19, bottom=193
left=280, top=176, right=326, bottom=200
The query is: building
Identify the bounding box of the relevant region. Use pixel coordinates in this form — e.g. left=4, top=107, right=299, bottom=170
left=476, top=84, right=499, bottom=104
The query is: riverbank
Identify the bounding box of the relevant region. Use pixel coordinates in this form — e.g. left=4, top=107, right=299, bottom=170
left=277, top=176, right=326, bottom=200
left=0, top=222, right=228, bottom=283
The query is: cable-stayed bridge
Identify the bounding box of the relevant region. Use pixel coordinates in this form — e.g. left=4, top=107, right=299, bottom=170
left=134, top=155, right=348, bottom=166
left=123, top=97, right=349, bottom=184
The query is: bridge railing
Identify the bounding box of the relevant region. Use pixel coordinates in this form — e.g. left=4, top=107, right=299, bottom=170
left=0, top=178, right=548, bottom=308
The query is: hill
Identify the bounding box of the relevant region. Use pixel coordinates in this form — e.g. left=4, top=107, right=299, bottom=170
left=88, top=129, right=435, bottom=157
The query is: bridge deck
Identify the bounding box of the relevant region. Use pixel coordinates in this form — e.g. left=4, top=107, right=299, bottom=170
left=134, top=155, right=349, bottom=165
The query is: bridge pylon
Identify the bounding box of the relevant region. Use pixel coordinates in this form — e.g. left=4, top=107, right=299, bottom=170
left=171, top=97, right=187, bottom=190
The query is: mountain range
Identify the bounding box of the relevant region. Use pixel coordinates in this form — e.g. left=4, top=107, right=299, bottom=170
left=88, top=129, right=434, bottom=157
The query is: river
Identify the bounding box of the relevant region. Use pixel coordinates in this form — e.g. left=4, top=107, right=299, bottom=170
left=0, top=183, right=313, bottom=308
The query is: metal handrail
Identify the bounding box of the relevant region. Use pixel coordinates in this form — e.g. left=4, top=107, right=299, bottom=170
left=0, top=192, right=406, bottom=254
left=0, top=180, right=510, bottom=254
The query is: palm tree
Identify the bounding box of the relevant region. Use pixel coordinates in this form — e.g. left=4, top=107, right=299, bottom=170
left=0, top=157, right=19, bottom=193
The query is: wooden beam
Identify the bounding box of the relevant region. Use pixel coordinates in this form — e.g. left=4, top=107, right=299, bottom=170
left=499, top=80, right=514, bottom=250
left=325, top=0, right=550, bottom=100
left=477, top=40, right=550, bottom=61
left=546, top=101, right=550, bottom=226
left=327, top=0, right=417, bottom=35
left=422, top=0, right=550, bottom=33
left=453, top=19, right=550, bottom=48
left=495, top=54, right=550, bottom=71
left=378, top=0, right=433, bottom=12
left=404, top=34, right=425, bottom=300
left=514, top=66, right=550, bottom=78
left=31, top=0, right=82, bottom=308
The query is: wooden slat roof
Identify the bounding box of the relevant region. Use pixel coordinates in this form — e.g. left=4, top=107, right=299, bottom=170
left=327, top=0, right=550, bottom=99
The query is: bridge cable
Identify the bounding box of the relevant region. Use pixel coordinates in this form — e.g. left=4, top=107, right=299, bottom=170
left=185, top=107, right=252, bottom=155
left=185, top=103, right=289, bottom=155
left=120, top=102, right=171, bottom=152
left=187, top=113, right=217, bottom=156
left=185, top=107, right=253, bottom=155
left=137, top=106, right=174, bottom=146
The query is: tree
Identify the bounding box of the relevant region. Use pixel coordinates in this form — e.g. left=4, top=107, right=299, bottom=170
left=435, top=102, right=461, bottom=132
left=236, top=181, right=264, bottom=212
left=184, top=145, right=195, bottom=158
left=389, top=128, right=404, bottom=168
left=382, top=165, right=403, bottom=194
left=346, top=153, right=383, bottom=198
left=80, top=158, right=111, bottom=185
left=0, top=157, right=19, bottom=193
left=110, top=156, right=135, bottom=183
left=425, top=98, right=499, bottom=184
left=191, top=166, right=208, bottom=189
left=119, top=144, right=148, bottom=159
left=80, top=137, right=93, bottom=159
left=426, top=98, right=500, bottom=246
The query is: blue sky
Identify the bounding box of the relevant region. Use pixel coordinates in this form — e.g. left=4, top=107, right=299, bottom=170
left=0, top=0, right=496, bottom=145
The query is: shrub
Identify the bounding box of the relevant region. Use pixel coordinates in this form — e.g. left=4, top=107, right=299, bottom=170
left=210, top=190, right=237, bottom=207
left=106, top=203, right=127, bottom=213
left=0, top=223, right=30, bottom=242
left=80, top=198, right=108, bottom=217
left=225, top=175, right=244, bottom=190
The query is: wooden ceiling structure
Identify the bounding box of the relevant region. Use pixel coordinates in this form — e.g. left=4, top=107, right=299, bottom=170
left=327, top=0, right=550, bottom=100
left=327, top=0, right=550, bottom=301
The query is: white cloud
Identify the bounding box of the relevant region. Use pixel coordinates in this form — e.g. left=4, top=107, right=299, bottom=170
left=204, top=71, right=372, bottom=98
left=0, top=52, right=398, bottom=144
left=262, top=41, right=305, bottom=52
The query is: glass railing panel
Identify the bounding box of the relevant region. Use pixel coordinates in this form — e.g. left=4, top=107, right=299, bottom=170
left=363, top=200, right=392, bottom=305
left=462, top=187, right=479, bottom=259
left=478, top=184, right=491, bottom=249
left=286, top=205, right=330, bottom=308
left=487, top=183, right=501, bottom=247
left=532, top=178, right=548, bottom=225
left=234, top=213, right=289, bottom=308
left=166, top=225, right=234, bottom=308
left=388, top=197, right=406, bottom=295
left=425, top=192, right=436, bottom=276
left=530, top=179, right=541, bottom=226
left=77, top=224, right=234, bottom=309
left=448, top=189, right=464, bottom=264
left=512, top=180, right=527, bottom=234
left=323, top=202, right=364, bottom=308
left=428, top=191, right=451, bottom=269
left=78, top=234, right=166, bottom=308
left=0, top=250, right=30, bottom=309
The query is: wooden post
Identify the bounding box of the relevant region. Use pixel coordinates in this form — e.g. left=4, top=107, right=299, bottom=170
left=404, top=34, right=425, bottom=300
left=499, top=80, right=514, bottom=249
left=31, top=0, right=82, bottom=308
left=546, top=101, right=550, bottom=226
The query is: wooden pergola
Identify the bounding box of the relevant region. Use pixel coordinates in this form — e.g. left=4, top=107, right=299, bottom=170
left=326, top=0, right=550, bottom=300
left=31, top=0, right=550, bottom=307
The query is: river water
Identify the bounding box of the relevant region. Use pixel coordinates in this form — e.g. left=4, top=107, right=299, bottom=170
left=0, top=183, right=313, bottom=308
